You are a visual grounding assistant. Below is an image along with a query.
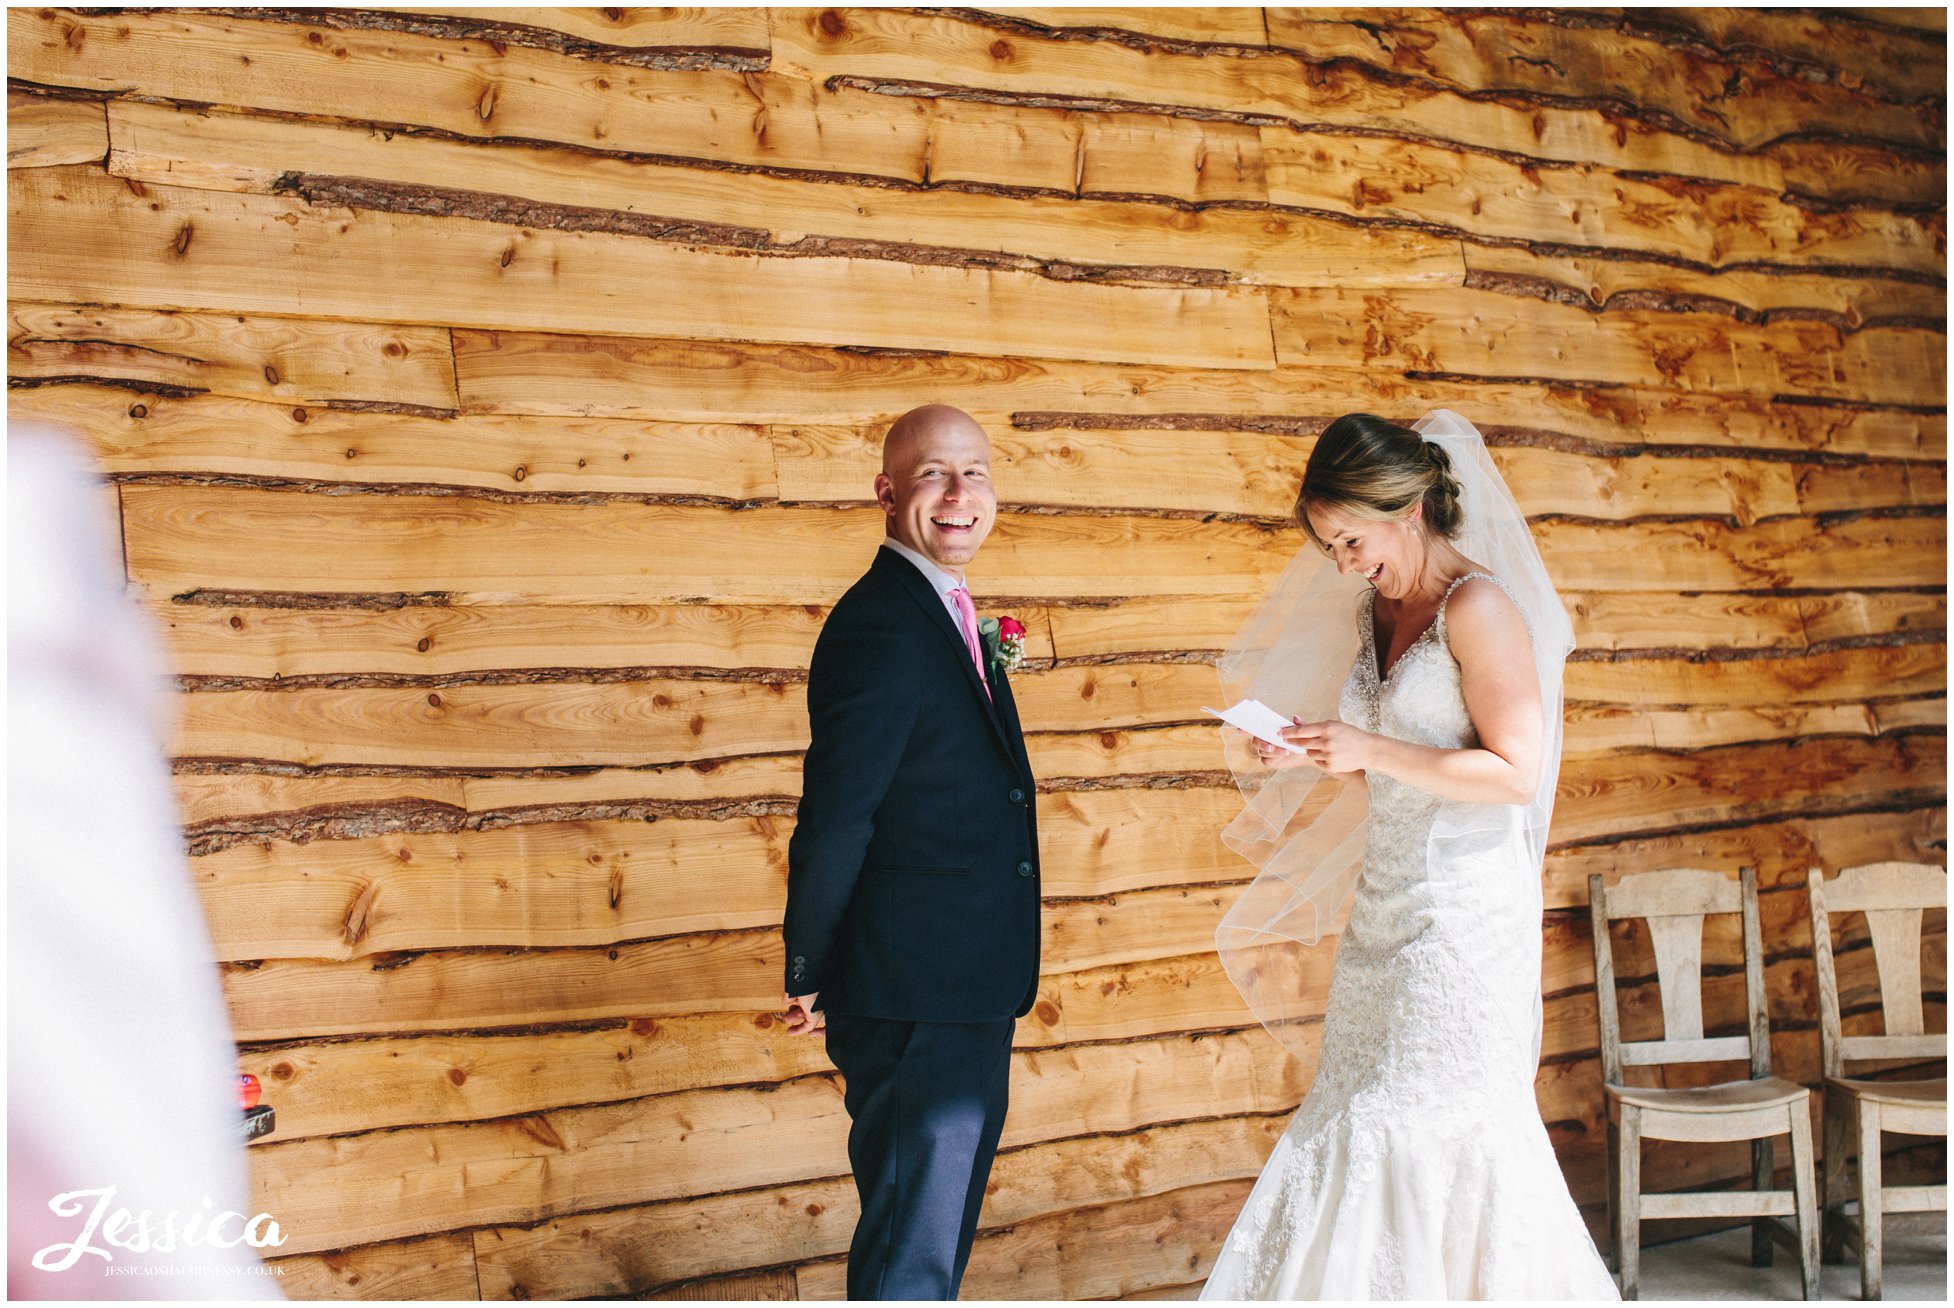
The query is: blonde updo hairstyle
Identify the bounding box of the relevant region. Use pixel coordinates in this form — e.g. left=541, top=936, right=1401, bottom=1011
left=1296, top=413, right=1465, bottom=550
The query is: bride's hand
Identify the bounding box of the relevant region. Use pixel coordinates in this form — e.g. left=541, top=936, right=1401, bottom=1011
left=1252, top=732, right=1312, bottom=769
left=1279, top=719, right=1377, bottom=774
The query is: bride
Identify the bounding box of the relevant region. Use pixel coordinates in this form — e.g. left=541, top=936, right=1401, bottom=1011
left=1201, top=412, right=1618, bottom=1300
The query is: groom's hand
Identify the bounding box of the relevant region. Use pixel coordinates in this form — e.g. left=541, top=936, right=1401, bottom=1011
left=783, top=991, right=825, bottom=1036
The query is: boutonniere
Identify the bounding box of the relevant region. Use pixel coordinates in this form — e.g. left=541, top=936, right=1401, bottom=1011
left=977, top=615, right=1026, bottom=676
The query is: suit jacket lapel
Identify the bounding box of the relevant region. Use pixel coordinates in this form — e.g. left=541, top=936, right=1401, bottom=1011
left=875, top=549, right=1017, bottom=763
left=989, top=659, right=1033, bottom=782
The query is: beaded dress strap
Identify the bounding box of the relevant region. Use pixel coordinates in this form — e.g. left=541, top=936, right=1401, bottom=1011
left=1435, top=571, right=1528, bottom=640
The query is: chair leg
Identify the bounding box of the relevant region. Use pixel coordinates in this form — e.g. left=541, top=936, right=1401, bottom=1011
left=1787, top=1101, right=1821, bottom=1301
left=1617, top=1107, right=1642, bottom=1301
left=1857, top=1103, right=1883, bottom=1301
left=1604, top=1118, right=1621, bottom=1273
left=1751, top=1135, right=1776, bottom=1268
left=1822, top=1102, right=1850, bottom=1265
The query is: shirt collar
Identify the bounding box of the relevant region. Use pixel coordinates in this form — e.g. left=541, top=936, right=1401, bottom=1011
left=880, top=537, right=965, bottom=597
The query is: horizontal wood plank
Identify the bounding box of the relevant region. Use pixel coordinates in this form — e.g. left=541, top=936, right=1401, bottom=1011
left=1263, top=129, right=1942, bottom=275
left=367, top=6, right=773, bottom=52
left=263, top=1231, right=478, bottom=1300
left=1460, top=244, right=1948, bottom=331
left=1563, top=644, right=1946, bottom=708
left=11, top=166, right=1272, bottom=368
left=173, top=757, right=809, bottom=834
left=1555, top=732, right=1944, bottom=846
left=1625, top=8, right=1945, bottom=103
left=1273, top=286, right=1946, bottom=405
left=1546, top=808, right=1948, bottom=909
left=6, top=90, right=105, bottom=169
left=11, top=385, right=778, bottom=499
left=8, top=303, right=458, bottom=409
left=1262, top=8, right=1939, bottom=156
left=979, top=7, right=1271, bottom=45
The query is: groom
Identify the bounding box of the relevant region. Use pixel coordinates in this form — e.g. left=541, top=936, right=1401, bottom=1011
left=781, top=404, right=1041, bottom=1300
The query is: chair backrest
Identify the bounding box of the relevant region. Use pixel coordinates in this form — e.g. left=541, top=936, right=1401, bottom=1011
left=1588, top=866, right=1768, bottom=1085
left=1807, top=861, right=1948, bottom=1078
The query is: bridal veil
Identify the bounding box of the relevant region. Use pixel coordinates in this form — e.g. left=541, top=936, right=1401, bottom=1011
left=1212, top=409, right=1576, bottom=1065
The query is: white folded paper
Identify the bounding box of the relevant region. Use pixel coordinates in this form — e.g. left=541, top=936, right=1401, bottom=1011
left=1203, top=698, right=1306, bottom=754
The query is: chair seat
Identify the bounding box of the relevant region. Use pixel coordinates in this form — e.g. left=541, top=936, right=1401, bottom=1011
left=1607, top=1075, right=1809, bottom=1114
left=1824, top=1076, right=1945, bottom=1109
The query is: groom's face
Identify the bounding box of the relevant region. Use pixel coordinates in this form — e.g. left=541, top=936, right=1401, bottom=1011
left=877, top=413, right=998, bottom=573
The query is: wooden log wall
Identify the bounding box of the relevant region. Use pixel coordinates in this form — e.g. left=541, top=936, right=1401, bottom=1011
left=7, top=6, right=1946, bottom=1299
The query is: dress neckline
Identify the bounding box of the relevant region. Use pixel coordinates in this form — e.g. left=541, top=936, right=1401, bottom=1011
left=1367, top=572, right=1495, bottom=684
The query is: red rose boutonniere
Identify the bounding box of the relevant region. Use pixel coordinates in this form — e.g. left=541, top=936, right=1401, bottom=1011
left=977, top=615, right=1026, bottom=676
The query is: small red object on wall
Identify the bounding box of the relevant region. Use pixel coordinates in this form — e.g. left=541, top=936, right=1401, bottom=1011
left=238, top=1073, right=262, bottom=1110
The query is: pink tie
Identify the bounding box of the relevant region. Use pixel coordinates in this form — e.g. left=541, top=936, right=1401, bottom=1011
left=948, top=586, right=992, bottom=700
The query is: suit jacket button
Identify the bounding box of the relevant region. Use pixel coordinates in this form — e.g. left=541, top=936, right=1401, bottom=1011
left=1008, top=788, right=1025, bottom=804
left=1017, top=861, right=1033, bottom=877
left=793, top=955, right=805, bottom=965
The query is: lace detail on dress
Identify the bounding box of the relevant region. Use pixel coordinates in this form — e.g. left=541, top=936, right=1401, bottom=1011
left=1203, top=570, right=1616, bottom=1302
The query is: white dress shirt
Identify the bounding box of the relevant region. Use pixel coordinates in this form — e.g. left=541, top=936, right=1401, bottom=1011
left=879, top=537, right=969, bottom=631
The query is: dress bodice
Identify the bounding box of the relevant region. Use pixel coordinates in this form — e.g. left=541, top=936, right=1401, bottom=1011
left=1336, top=572, right=1511, bottom=876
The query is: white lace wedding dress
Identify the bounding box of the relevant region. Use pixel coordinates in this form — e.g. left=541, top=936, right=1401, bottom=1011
left=1202, top=574, right=1619, bottom=1301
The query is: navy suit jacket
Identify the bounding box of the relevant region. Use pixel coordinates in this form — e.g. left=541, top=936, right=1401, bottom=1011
left=783, top=547, right=1041, bottom=1022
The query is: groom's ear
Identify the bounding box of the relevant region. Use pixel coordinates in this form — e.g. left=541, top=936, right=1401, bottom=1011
left=873, top=473, right=897, bottom=516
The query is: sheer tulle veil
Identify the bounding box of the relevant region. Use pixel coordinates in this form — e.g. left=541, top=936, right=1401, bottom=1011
left=1212, top=409, right=1575, bottom=1065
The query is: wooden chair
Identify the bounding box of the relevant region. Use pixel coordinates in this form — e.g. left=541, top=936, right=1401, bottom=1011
left=1589, top=867, right=1820, bottom=1300
left=1807, top=862, right=1948, bottom=1301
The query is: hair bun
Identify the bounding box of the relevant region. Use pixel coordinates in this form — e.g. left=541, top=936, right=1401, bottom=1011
left=1421, top=440, right=1464, bottom=537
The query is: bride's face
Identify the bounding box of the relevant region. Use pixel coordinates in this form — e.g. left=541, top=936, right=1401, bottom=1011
left=1305, top=502, right=1423, bottom=599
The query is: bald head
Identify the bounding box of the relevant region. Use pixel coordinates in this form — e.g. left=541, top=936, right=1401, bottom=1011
left=881, top=405, right=987, bottom=476
left=875, top=405, right=997, bottom=574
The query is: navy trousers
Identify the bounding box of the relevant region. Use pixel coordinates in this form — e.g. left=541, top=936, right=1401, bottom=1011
left=823, top=1013, right=1016, bottom=1301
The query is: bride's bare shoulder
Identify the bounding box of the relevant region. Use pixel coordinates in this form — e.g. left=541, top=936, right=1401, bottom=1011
left=1443, top=573, right=1531, bottom=650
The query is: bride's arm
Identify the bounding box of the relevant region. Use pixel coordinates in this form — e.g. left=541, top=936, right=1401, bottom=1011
left=1280, top=581, right=1545, bottom=803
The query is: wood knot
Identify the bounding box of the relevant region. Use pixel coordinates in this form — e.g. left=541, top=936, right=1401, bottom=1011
left=989, top=38, right=1013, bottom=61
left=127, top=403, right=147, bottom=419
left=291, top=406, right=307, bottom=422
left=512, top=465, right=527, bottom=481
left=1033, top=1000, right=1060, bottom=1024
left=447, top=1066, right=467, bottom=1086
left=478, top=85, right=498, bottom=120
left=263, top=364, right=281, bottom=385
left=817, top=9, right=846, bottom=37
left=170, top=222, right=194, bottom=257
left=417, top=636, right=433, bottom=652
left=427, top=692, right=442, bottom=707
left=229, top=615, right=243, bottom=629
